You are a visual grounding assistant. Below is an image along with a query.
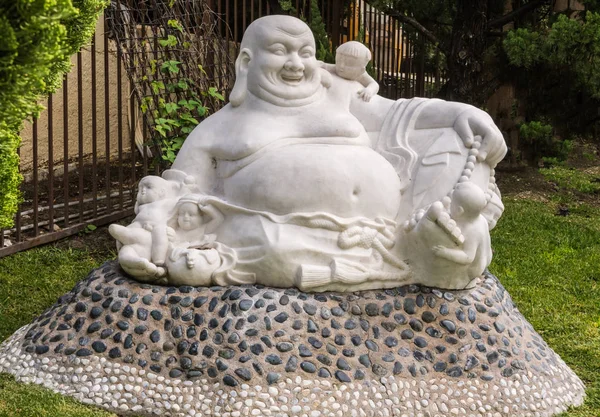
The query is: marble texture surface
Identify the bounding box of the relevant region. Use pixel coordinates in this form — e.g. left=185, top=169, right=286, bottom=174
left=109, top=15, right=508, bottom=291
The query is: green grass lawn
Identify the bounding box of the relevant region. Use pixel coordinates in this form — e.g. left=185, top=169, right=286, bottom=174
left=0, top=198, right=599, bottom=416
left=0, top=246, right=117, bottom=417
left=490, top=198, right=600, bottom=417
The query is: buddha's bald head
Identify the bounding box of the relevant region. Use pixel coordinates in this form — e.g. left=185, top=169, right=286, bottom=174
left=230, top=15, right=323, bottom=107
left=241, top=15, right=312, bottom=50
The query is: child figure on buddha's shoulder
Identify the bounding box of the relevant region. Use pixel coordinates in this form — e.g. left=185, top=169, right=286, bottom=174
left=321, top=41, right=379, bottom=102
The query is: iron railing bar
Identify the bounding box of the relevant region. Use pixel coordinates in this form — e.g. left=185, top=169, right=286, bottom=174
left=63, top=76, right=70, bottom=228
left=142, top=117, right=148, bottom=177
left=91, top=33, right=98, bottom=218
left=48, top=94, right=55, bottom=232
left=386, top=14, right=392, bottom=98
left=243, top=0, right=247, bottom=31
left=104, top=12, right=112, bottom=213
left=116, top=0, right=125, bottom=210
left=377, top=8, right=383, bottom=88
left=392, top=16, right=399, bottom=99
left=33, top=118, right=39, bottom=236
left=78, top=51, right=85, bottom=224
left=130, top=87, right=137, bottom=189
left=227, top=0, right=231, bottom=46
left=234, top=0, right=238, bottom=46
left=15, top=146, right=21, bottom=242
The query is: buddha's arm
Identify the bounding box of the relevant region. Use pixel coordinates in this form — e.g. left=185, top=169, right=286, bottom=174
left=171, top=131, right=217, bottom=193
left=413, top=100, right=507, bottom=166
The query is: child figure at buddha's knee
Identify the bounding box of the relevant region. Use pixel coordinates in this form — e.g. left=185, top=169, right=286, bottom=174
left=431, top=182, right=492, bottom=281
left=168, top=196, right=224, bottom=247
left=164, top=196, right=225, bottom=286
left=321, top=41, right=379, bottom=102
left=109, top=176, right=177, bottom=280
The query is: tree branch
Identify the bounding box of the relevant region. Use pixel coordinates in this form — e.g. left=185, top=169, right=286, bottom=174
left=488, top=0, right=551, bottom=29
left=368, top=5, right=446, bottom=55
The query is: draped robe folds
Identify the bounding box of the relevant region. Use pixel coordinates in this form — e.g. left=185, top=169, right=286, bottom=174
left=192, top=96, right=470, bottom=291
left=154, top=78, right=501, bottom=291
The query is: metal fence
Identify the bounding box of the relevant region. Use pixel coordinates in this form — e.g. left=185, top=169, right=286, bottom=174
left=0, top=14, right=153, bottom=257
left=0, top=0, right=443, bottom=258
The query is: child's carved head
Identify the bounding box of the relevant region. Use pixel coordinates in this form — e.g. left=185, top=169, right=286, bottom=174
left=450, top=182, right=487, bottom=219
left=137, top=176, right=171, bottom=205
left=177, top=201, right=203, bottom=231
left=335, top=41, right=371, bottom=80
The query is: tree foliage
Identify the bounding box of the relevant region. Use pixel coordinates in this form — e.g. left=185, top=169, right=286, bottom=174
left=503, top=8, right=600, bottom=137
left=0, top=0, right=107, bottom=229
left=368, top=0, right=600, bottom=162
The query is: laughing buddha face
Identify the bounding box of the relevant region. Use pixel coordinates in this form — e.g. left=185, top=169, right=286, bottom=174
left=242, top=16, right=322, bottom=105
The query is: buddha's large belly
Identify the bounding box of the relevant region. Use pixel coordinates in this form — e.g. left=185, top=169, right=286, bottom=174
left=222, top=145, right=401, bottom=220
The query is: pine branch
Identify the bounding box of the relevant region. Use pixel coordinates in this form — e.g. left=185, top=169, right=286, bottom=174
left=488, top=0, right=551, bottom=29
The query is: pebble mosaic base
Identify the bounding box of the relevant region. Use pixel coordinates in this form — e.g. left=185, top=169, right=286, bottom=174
left=0, top=261, right=585, bottom=416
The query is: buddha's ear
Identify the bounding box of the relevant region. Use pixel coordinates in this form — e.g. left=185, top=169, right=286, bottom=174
left=230, top=48, right=252, bottom=107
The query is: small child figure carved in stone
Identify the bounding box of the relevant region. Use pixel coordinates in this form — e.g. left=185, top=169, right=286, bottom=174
left=321, top=41, right=379, bottom=102
left=167, top=195, right=224, bottom=247
left=431, top=182, right=492, bottom=284
left=165, top=195, right=225, bottom=286
left=109, top=176, right=178, bottom=280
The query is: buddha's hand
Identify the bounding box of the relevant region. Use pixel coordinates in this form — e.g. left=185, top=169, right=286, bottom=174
left=453, top=107, right=507, bottom=167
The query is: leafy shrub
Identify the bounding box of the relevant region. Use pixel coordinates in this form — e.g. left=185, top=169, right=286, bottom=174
left=0, top=128, right=22, bottom=228
left=519, top=121, right=573, bottom=164
left=504, top=12, right=600, bottom=99
left=0, top=0, right=107, bottom=229
left=138, top=17, right=226, bottom=165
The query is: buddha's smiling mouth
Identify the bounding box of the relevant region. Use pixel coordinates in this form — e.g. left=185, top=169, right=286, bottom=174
left=280, top=73, right=304, bottom=84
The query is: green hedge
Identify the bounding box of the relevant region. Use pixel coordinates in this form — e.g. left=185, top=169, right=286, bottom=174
left=0, top=0, right=108, bottom=229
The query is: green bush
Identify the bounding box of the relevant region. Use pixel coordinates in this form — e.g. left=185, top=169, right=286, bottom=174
left=0, top=127, right=22, bottom=228
left=519, top=120, right=573, bottom=165
left=0, top=0, right=107, bottom=229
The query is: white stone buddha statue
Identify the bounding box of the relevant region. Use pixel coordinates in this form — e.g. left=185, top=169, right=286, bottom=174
left=112, top=15, right=507, bottom=292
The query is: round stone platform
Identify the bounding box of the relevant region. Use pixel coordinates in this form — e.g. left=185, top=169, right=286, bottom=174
left=0, top=261, right=585, bottom=416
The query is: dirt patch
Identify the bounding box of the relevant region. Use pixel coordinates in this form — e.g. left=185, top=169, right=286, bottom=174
left=52, top=215, right=134, bottom=260
left=495, top=165, right=557, bottom=198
